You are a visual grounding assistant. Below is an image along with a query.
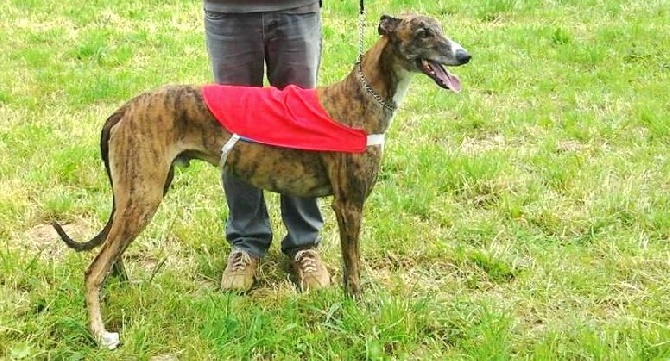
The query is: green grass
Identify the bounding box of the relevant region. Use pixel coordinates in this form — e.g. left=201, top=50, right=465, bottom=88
left=2, top=0, right=670, bottom=359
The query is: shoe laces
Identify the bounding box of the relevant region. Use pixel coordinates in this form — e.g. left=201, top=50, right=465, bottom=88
left=229, top=250, right=253, bottom=272
left=295, top=249, right=319, bottom=274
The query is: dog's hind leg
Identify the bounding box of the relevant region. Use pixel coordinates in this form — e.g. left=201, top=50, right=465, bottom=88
left=100, top=164, right=175, bottom=283
left=163, top=165, right=175, bottom=195
left=85, top=171, right=168, bottom=349
left=85, top=199, right=164, bottom=348
left=105, top=161, right=174, bottom=285
left=110, top=259, right=128, bottom=281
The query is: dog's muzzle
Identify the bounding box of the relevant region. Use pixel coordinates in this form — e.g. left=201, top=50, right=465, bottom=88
left=454, top=48, right=471, bottom=65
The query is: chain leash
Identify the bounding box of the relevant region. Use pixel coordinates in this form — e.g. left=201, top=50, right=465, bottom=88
left=358, top=1, right=365, bottom=62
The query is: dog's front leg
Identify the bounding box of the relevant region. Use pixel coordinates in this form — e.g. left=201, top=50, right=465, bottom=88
left=332, top=200, right=364, bottom=297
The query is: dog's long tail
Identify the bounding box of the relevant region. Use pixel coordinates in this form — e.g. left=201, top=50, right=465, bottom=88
left=51, top=220, right=113, bottom=251
left=52, top=104, right=127, bottom=251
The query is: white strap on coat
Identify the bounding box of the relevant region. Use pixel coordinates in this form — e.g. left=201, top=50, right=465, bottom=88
left=366, top=134, right=385, bottom=147
left=219, top=134, right=241, bottom=168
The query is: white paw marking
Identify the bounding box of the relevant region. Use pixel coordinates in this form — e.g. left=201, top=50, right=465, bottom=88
left=100, top=331, right=120, bottom=350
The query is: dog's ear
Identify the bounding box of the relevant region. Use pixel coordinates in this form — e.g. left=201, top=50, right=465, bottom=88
left=378, top=15, right=402, bottom=36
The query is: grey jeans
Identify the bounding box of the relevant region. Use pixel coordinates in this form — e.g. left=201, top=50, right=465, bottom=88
left=204, top=10, right=324, bottom=258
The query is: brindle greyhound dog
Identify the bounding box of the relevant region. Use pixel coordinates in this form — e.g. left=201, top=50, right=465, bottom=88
left=52, top=14, right=470, bottom=349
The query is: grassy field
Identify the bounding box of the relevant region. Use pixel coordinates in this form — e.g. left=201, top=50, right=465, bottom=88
left=1, top=0, right=670, bottom=359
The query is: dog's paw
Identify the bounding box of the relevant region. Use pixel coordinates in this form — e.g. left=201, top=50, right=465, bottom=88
left=100, top=331, right=121, bottom=350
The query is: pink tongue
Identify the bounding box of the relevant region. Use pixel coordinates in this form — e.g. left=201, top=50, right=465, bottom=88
left=445, top=73, right=462, bottom=93
left=430, top=61, right=461, bottom=93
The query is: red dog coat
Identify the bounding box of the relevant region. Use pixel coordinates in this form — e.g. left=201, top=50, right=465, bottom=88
left=202, top=84, right=376, bottom=153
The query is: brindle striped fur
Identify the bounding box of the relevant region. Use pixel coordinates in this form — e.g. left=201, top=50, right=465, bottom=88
left=52, top=14, right=470, bottom=349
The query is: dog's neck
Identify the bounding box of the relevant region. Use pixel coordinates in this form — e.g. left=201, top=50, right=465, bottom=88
left=355, top=63, right=398, bottom=112
left=357, top=37, right=412, bottom=113
left=318, top=37, right=413, bottom=135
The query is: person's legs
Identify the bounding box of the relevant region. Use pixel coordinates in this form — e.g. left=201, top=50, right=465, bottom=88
left=205, top=11, right=264, bottom=86
left=205, top=9, right=329, bottom=291
left=265, top=11, right=330, bottom=290
left=265, top=11, right=325, bottom=257
left=265, top=11, right=321, bottom=89
left=204, top=11, right=274, bottom=260
left=205, top=11, right=271, bottom=291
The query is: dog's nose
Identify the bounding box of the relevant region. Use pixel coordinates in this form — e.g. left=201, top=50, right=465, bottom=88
left=455, top=48, right=471, bottom=64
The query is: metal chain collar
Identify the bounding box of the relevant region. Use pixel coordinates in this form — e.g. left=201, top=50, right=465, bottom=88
left=355, top=1, right=397, bottom=112
left=355, top=63, right=398, bottom=112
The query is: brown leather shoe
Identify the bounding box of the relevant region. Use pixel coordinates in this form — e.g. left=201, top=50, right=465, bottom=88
left=221, top=249, right=259, bottom=292
left=291, top=248, right=331, bottom=291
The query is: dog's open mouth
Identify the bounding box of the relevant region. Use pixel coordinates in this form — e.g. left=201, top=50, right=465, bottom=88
left=418, top=59, right=461, bottom=93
